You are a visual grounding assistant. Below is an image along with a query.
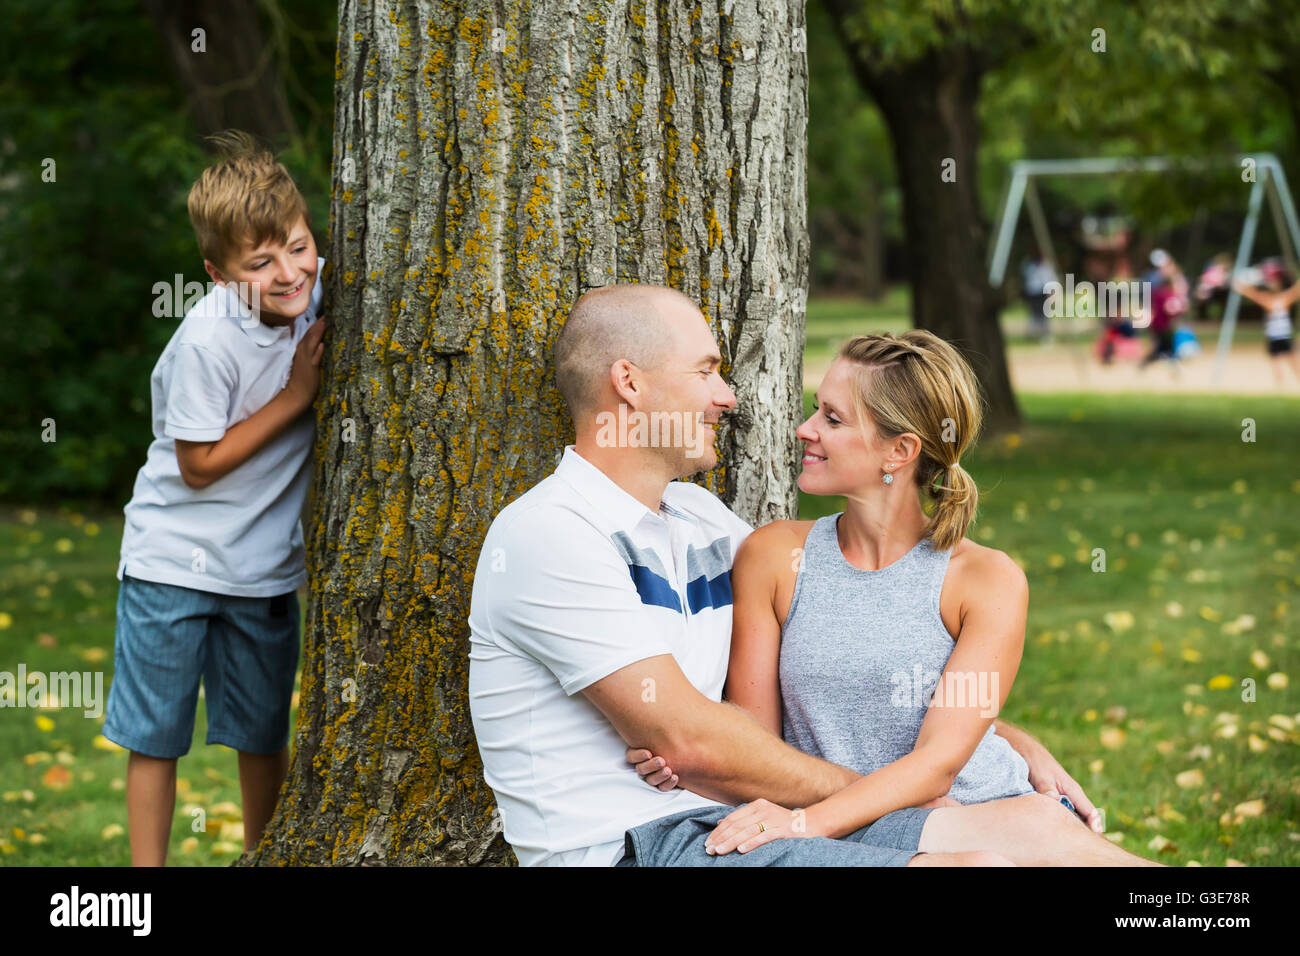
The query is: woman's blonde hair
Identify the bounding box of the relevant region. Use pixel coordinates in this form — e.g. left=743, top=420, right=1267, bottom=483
left=836, top=330, right=986, bottom=551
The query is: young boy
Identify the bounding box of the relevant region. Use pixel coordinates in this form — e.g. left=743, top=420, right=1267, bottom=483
left=104, top=131, right=326, bottom=865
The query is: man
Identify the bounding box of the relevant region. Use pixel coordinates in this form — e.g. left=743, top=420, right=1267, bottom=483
left=468, top=284, right=1134, bottom=867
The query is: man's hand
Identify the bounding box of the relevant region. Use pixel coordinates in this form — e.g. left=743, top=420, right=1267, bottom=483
left=994, top=720, right=1102, bottom=831
left=627, top=744, right=960, bottom=810
left=1020, top=741, right=1102, bottom=832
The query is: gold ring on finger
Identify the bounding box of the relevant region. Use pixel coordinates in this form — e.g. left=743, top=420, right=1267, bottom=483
left=757, top=821, right=767, bottom=833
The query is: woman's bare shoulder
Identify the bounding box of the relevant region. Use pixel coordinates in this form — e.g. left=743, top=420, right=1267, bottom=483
left=735, top=520, right=818, bottom=583
left=949, top=537, right=1028, bottom=593
left=741, top=519, right=818, bottom=558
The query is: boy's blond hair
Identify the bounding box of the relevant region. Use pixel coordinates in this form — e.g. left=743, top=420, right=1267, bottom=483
left=187, top=130, right=311, bottom=271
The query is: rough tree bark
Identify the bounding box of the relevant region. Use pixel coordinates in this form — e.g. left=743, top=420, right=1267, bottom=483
left=242, top=0, right=807, bottom=866
left=140, top=0, right=299, bottom=147
left=822, top=0, right=1022, bottom=432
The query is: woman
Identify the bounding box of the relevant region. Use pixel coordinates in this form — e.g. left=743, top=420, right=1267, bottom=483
left=628, top=330, right=1148, bottom=862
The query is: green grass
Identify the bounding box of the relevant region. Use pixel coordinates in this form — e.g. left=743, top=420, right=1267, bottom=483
left=0, top=388, right=1295, bottom=866
left=798, top=391, right=1300, bottom=865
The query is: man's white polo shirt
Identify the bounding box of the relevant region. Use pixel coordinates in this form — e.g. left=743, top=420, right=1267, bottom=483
left=116, top=258, right=325, bottom=598
left=468, top=445, right=754, bottom=866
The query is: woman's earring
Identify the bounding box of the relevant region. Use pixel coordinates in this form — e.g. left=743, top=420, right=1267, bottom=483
left=882, top=467, right=894, bottom=485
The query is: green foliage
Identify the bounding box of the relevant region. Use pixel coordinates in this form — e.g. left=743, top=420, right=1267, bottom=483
left=807, top=1, right=899, bottom=293
left=0, top=0, right=334, bottom=504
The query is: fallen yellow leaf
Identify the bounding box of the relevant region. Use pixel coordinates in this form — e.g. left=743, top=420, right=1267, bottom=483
left=1233, top=800, right=1265, bottom=818
left=1100, top=727, right=1126, bottom=750
left=1175, top=769, right=1204, bottom=788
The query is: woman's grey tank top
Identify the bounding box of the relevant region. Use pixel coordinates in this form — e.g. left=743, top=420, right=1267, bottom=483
left=779, top=513, right=1034, bottom=804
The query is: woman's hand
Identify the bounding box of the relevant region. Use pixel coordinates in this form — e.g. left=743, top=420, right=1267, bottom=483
left=704, top=798, right=810, bottom=855
left=625, top=747, right=678, bottom=791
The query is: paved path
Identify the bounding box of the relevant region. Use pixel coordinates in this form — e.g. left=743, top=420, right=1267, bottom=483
left=804, top=341, right=1300, bottom=396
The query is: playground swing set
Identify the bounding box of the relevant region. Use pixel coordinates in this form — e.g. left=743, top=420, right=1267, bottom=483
left=988, top=153, right=1300, bottom=385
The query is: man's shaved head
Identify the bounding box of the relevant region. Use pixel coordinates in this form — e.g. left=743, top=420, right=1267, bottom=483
left=554, top=284, right=700, bottom=421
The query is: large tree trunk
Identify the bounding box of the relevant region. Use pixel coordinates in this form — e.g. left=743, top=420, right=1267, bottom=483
left=241, top=0, right=807, bottom=866
left=140, top=0, right=298, bottom=147
left=821, top=3, right=1021, bottom=432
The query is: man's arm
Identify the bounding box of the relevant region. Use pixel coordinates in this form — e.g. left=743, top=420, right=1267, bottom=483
left=583, top=653, right=861, bottom=809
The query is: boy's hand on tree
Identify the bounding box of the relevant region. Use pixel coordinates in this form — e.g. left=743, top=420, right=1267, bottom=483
left=285, top=318, right=326, bottom=410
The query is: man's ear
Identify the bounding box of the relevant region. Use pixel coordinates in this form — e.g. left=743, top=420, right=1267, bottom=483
left=609, top=358, right=643, bottom=409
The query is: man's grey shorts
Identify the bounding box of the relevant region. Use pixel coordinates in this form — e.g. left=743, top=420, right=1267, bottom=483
left=616, top=803, right=933, bottom=867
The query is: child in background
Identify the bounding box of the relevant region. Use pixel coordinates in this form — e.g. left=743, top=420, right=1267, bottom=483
left=104, top=131, right=326, bottom=865
left=1139, top=250, right=1187, bottom=372
left=1233, top=262, right=1300, bottom=387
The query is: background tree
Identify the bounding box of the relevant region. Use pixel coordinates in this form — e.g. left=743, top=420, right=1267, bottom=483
left=806, top=1, right=897, bottom=300
left=820, top=0, right=1049, bottom=432
left=139, top=0, right=299, bottom=147
left=0, top=0, right=334, bottom=504
left=243, top=0, right=809, bottom=865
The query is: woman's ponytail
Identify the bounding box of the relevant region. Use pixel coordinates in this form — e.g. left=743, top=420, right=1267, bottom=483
left=926, top=461, right=978, bottom=552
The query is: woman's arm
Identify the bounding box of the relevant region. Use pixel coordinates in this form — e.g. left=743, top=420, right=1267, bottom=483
left=801, top=550, right=1029, bottom=839
left=721, top=524, right=789, bottom=736
left=625, top=522, right=791, bottom=788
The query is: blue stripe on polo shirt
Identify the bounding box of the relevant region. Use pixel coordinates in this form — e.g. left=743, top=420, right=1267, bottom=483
left=610, top=532, right=682, bottom=614
left=628, top=564, right=683, bottom=613
left=683, top=536, right=734, bottom=613
left=685, top=569, right=732, bottom=613
left=610, top=531, right=736, bottom=615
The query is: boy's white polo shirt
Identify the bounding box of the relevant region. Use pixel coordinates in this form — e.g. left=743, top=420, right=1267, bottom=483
left=116, top=258, right=325, bottom=598
left=468, top=445, right=754, bottom=866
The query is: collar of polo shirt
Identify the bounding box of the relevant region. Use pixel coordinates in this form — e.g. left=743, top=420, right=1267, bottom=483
left=556, top=445, right=698, bottom=532
left=222, top=284, right=296, bottom=347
